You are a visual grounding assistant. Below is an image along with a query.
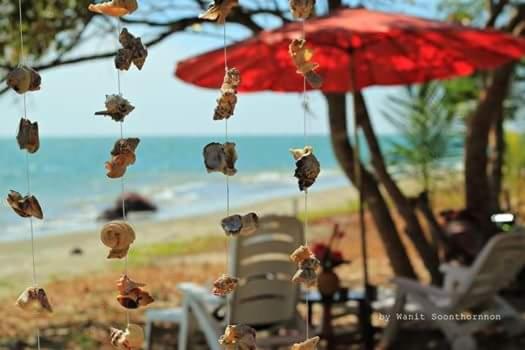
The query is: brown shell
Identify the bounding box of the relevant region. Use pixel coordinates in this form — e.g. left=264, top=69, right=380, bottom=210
left=290, top=245, right=313, bottom=264
left=212, top=274, right=239, bottom=296
left=299, top=257, right=320, bottom=271
left=16, top=287, right=53, bottom=313
left=95, top=94, right=135, bottom=122
left=110, top=325, right=143, bottom=349
left=292, top=268, right=318, bottom=287
left=199, top=0, right=239, bottom=24
left=6, top=190, right=44, bottom=219
left=17, top=118, right=40, bottom=154
left=291, top=336, right=321, bottom=350
left=88, top=0, right=138, bottom=17
left=100, top=221, right=135, bottom=259
left=115, top=28, right=148, bottom=71
left=290, top=146, right=313, bottom=161
left=221, top=213, right=259, bottom=236
left=117, top=287, right=154, bottom=309
left=289, top=39, right=323, bottom=88
left=289, top=0, right=315, bottom=20
left=203, top=142, right=237, bottom=176
left=214, top=90, right=238, bottom=121
left=117, top=275, right=146, bottom=295
left=106, top=138, right=140, bottom=179
left=294, top=153, right=320, bottom=191
left=219, top=325, right=257, bottom=350
left=6, top=66, right=41, bottom=94
left=221, top=68, right=241, bottom=92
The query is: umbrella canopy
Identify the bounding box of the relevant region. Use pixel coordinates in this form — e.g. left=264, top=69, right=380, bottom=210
left=175, top=8, right=525, bottom=93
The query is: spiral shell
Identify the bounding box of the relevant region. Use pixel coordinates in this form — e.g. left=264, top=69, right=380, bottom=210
left=89, top=0, right=138, bottom=17
left=212, top=274, right=239, bottom=296
left=16, top=287, right=53, bottom=313
left=101, top=221, right=135, bottom=259
left=291, top=336, right=320, bottom=350
left=6, top=190, right=43, bottom=219
left=289, top=0, right=315, bottom=20
left=95, top=94, right=135, bottom=122
left=17, top=118, right=40, bottom=154
left=110, top=324, right=144, bottom=349
left=6, top=66, right=41, bottom=94
left=219, top=325, right=257, bottom=350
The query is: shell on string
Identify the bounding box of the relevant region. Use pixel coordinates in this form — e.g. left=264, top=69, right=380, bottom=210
left=290, top=246, right=319, bottom=287
left=117, top=275, right=146, bottom=295
left=290, top=245, right=313, bottom=264
left=291, top=147, right=320, bottom=191
left=100, top=221, right=136, bottom=259
left=16, top=287, right=53, bottom=313
left=110, top=324, right=144, bottom=349
left=203, top=142, right=238, bottom=176
left=291, top=336, right=321, bottom=350
left=299, top=257, right=320, bottom=271
left=222, top=68, right=241, bottom=92
left=289, top=146, right=313, bottom=161
left=212, top=274, right=239, bottom=296
left=106, top=138, right=140, bottom=179
left=88, top=0, right=138, bottom=17
left=292, top=267, right=318, bottom=287
left=115, top=28, right=148, bottom=71
left=289, top=38, right=323, bottom=89
left=219, top=324, right=257, bottom=350
left=117, top=287, right=154, bottom=309
left=95, top=94, right=135, bottom=122
left=199, top=0, right=239, bottom=24
left=6, top=66, right=41, bottom=94
left=6, top=190, right=44, bottom=219
left=214, top=91, right=238, bottom=121
left=289, top=0, right=316, bottom=20
left=16, top=118, right=40, bottom=154
left=221, top=213, right=259, bottom=236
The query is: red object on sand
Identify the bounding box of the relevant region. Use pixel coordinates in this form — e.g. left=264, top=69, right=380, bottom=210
left=175, top=8, right=525, bottom=93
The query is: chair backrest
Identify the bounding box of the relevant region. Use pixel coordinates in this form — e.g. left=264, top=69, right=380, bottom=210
left=229, top=215, right=304, bottom=327
left=452, top=231, right=525, bottom=309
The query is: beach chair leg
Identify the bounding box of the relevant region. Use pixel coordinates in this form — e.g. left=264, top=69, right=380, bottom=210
left=144, top=320, right=154, bottom=350
left=377, top=292, right=406, bottom=349
left=178, top=300, right=190, bottom=350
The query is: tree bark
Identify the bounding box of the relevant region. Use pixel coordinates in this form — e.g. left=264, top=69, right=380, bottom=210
left=355, top=92, right=442, bottom=285
left=488, top=112, right=505, bottom=212
left=325, top=93, right=417, bottom=279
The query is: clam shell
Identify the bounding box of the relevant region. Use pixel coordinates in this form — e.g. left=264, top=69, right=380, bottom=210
left=204, top=142, right=237, bottom=175
left=221, top=215, right=243, bottom=236
left=240, top=212, right=259, bottom=236
left=88, top=0, right=138, bottom=17
left=223, top=142, right=238, bottom=176
left=6, top=66, right=41, bottom=94
left=290, top=245, right=313, bottom=264
left=291, top=336, right=321, bottom=350
left=117, top=28, right=148, bottom=71
left=219, top=324, right=257, bottom=350
left=289, top=0, right=315, bottom=19
left=292, top=268, right=318, bottom=287
left=117, top=288, right=154, bottom=309
left=17, top=118, right=40, bottom=154
left=108, top=246, right=130, bottom=259
left=100, top=221, right=136, bottom=251
left=212, top=274, right=239, bottom=296
left=6, top=190, right=43, bottom=219
left=294, top=153, right=321, bottom=191
left=16, top=287, right=53, bottom=313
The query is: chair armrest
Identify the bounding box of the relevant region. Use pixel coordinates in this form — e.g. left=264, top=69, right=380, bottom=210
left=439, top=264, right=471, bottom=293
left=177, top=282, right=223, bottom=307
left=393, top=277, right=450, bottom=298
left=439, top=263, right=469, bottom=275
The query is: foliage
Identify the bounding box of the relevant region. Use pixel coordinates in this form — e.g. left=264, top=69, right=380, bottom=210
left=504, top=132, right=525, bottom=188
left=383, top=82, right=461, bottom=193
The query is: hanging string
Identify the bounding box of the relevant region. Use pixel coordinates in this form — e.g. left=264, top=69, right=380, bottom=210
left=18, top=0, right=41, bottom=348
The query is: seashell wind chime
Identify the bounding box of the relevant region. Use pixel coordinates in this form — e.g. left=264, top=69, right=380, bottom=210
left=199, top=1, right=260, bottom=348
left=288, top=0, right=322, bottom=349
left=87, top=0, right=152, bottom=348
left=6, top=0, right=52, bottom=347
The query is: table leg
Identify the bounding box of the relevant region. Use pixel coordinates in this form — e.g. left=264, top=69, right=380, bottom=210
left=322, top=300, right=334, bottom=350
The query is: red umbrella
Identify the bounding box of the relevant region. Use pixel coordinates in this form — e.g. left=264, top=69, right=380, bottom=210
left=176, top=8, right=525, bottom=93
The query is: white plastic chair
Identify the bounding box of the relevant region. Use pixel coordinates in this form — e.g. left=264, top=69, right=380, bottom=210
left=145, top=215, right=308, bottom=349
left=380, top=231, right=525, bottom=350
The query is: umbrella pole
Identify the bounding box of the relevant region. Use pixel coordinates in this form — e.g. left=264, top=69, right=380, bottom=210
left=351, top=57, right=375, bottom=350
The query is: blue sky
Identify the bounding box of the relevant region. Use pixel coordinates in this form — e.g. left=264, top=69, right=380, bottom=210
left=0, top=0, right=440, bottom=137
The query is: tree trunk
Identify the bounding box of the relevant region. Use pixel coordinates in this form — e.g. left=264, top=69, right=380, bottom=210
left=488, top=113, right=505, bottom=212
left=354, top=92, right=442, bottom=285
left=325, top=93, right=417, bottom=279
left=465, top=64, right=513, bottom=239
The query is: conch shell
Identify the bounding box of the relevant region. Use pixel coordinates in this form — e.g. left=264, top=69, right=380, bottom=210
left=212, top=274, right=239, bottom=296
left=6, top=66, right=41, bottom=94
left=199, top=0, right=239, bottom=24
left=219, top=324, right=257, bottom=350
left=100, top=221, right=136, bottom=259
left=291, top=146, right=320, bottom=191
left=289, top=0, right=315, bottom=20
left=221, top=213, right=259, bottom=236
left=88, top=0, right=138, bottom=17
left=16, top=287, right=53, bottom=313
left=290, top=245, right=319, bottom=287
left=110, top=324, right=144, bottom=349
left=214, top=68, right=241, bottom=121
left=95, top=94, right=135, bottom=122
left=291, top=336, right=320, bottom=350
left=17, top=118, right=40, bottom=154
left=105, top=138, right=140, bottom=179
left=115, top=28, right=148, bottom=71
left=117, top=287, right=154, bottom=309
left=6, top=190, right=43, bottom=219
left=289, top=38, right=323, bottom=89
left=203, top=142, right=237, bottom=176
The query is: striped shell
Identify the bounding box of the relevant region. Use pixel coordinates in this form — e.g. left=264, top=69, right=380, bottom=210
left=89, top=0, right=138, bottom=17
left=100, top=221, right=135, bottom=250
left=16, top=287, right=53, bottom=313
left=6, top=66, right=41, bottom=94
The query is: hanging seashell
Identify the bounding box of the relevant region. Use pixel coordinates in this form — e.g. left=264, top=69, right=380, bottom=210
left=214, top=68, right=241, bottom=121
left=115, top=28, right=148, bottom=71
left=292, top=149, right=320, bottom=191
left=219, top=324, right=257, bottom=350
left=292, top=267, right=318, bottom=287
left=199, top=0, right=239, bottom=24
left=291, top=336, right=321, bottom=350
left=117, top=275, right=146, bottom=295
left=106, top=138, right=140, bottom=179
left=289, top=39, right=323, bottom=89
left=6, top=66, right=41, bottom=94
left=6, top=190, right=43, bottom=219
left=203, top=142, right=238, bottom=176
left=290, top=246, right=319, bottom=287
left=100, top=221, right=136, bottom=259
left=117, top=287, right=154, bottom=309
left=16, top=287, right=53, bottom=313
left=300, top=257, right=320, bottom=271
left=221, top=213, right=259, bottom=236
left=289, top=0, right=316, bottom=20
left=110, top=324, right=144, bottom=349
left=88, top=0, right=138, bottom=17
left=222, top=68, right=241, bottom=92
left=212, top=274, right=239, bottom=296
left=16, top=118, right=39, bottom=154
left=95, top=94, right=135, bottom=122
left=290, top=145, right=313, bottom=161
left=290, top=245, right=313, bottom=264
